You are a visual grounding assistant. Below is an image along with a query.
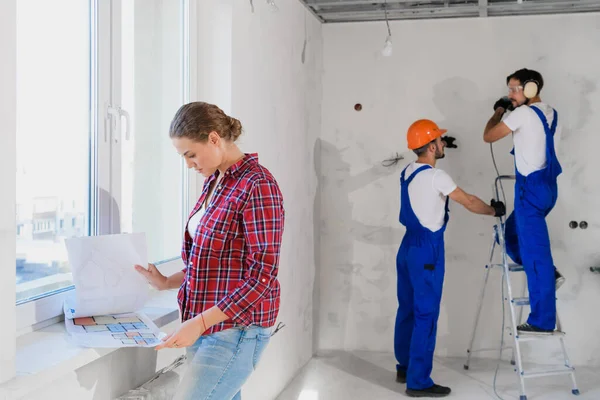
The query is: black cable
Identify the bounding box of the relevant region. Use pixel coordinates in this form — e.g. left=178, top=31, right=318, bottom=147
left=382, top=153, right=404, bottom=168
left=490, top=142, right=507, bottom=205
left=383, top=0, right=391, bottom=37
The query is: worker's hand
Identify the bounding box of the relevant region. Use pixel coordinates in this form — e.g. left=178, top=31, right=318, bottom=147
left=134, top=263, right=168, bottom=291
left=155, top=316, right=206, bottom=350
left=493, top=97, right=514, bottom=114
left=441, top=136, right=458, bottom=149
left=490, top=199, right=506, bottom=217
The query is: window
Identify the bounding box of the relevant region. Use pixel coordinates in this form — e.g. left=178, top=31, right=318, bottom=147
left=16, top=0, right=90, bottom=303
left=16, top=0, right=190, bottom=306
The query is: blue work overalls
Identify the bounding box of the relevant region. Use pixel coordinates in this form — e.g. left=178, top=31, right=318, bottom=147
left=394, top=164, right=449, bottom=390
left=504, top=105, right=562, bottom=331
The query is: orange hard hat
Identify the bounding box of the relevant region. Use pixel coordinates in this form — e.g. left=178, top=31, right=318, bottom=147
left=407, top=119, right=447, bottom=150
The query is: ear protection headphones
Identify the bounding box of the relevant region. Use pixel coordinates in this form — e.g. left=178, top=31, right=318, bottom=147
left=522, top=79, right=540, bottom=99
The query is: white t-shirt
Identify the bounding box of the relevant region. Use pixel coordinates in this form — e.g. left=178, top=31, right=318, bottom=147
left=503, top=103, right=561, bottom=177
left=187, top=203, right=206, bottom=239
left=188, top=174, right=224, bottom=238
left=404, top=162, right=457, bottom=232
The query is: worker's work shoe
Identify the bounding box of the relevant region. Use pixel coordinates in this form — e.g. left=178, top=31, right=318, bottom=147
left=396, top=369, right=407, bottom=384
left=517, top=323, right=554, bottom=335
left=406, top=384, right=451, bottom=398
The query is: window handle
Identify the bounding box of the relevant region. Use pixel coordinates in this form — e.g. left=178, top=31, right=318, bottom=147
left=105, top=105, right=131, bottom=142
left=106, top=104, right=119, bottom=143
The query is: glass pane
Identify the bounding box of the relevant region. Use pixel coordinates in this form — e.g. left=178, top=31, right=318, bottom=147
left=119, top=0, right=185, bottom=262
left=16, top=0, right=91, bottom=303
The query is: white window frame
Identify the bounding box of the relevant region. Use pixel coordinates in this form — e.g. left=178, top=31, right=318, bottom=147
left=13, top=0, right=197, bottom=336
left=1, top=0, right=17, bottom=385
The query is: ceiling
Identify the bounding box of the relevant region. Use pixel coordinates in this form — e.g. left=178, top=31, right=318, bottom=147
left=300, top=0, right=600, bottom=22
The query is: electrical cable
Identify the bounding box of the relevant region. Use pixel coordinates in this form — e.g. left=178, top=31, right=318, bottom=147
left=490, top=142, right=507, bottom=205
left=381, top=0, right=393, bottom=56
left=382, top=152, right=404, bottom=168
left=384, top=0, right=391, bottom=37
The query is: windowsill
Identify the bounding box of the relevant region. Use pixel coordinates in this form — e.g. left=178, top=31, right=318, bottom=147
left=0, top=288, right=181, bottom=399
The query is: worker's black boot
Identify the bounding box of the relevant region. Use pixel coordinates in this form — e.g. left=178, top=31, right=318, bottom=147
left=396, top=369, right=407, bottom=383
left=406, top=384, right=451, bottom=398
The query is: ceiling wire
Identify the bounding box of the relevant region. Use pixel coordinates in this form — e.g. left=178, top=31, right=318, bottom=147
left=384, top=0, right=391, bottom=36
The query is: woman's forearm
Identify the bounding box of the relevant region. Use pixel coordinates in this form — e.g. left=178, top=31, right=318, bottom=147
left=198, top=306, right=230, bottom=330
left=186, top=306, right=230, bottom=335
left=165, top=271, right=185, bottom=290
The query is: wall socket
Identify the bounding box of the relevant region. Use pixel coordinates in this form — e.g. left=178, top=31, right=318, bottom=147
left=569, top=221, right=588, bottom=229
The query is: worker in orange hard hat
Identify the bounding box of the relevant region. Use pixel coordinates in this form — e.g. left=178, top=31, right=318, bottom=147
left=394, top=119, right=505, bottom=398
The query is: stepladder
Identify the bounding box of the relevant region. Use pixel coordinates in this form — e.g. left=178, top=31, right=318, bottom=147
left=464, top=175, right=580, bottom=400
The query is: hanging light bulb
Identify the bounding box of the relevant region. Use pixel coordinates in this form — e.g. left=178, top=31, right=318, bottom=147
left=266, top=0, right=279, bottom=12
left=382, top=35, right=393, bottom=57
left=381, top=0, right=393, bottom=57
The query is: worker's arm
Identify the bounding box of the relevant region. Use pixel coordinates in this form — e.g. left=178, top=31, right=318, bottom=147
left=483, top=109, right=512, bottom=143
left=449, top=187, right=497, bottom=216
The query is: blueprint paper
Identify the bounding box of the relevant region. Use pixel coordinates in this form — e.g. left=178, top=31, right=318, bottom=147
left=64, top=310, right=165, bottom=348
left=64, top=233, right=150, bottom=318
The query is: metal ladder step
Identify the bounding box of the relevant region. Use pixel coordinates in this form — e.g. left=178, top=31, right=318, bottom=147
left=517, top=330, right=566, bottom=342
left=490, top=263, right=524, bottom=272
left=522, top=366, right=575, bottom=379
left=509, top=264, right=524, bottom=272
left=512, top=297, right=530, bottom=306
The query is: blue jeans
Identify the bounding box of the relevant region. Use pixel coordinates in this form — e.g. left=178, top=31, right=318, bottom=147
left=174, top=326, right=271, bottom=400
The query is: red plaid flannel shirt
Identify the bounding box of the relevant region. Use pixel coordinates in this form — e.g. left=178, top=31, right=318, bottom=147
left=178, top=153, right=285, bottom=335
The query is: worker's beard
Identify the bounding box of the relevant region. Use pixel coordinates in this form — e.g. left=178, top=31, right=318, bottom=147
left=435, top=144, right=445, bottom=159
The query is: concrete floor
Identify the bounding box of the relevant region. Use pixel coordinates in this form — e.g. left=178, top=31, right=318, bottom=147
left=276, top=351, right=600, bottom=400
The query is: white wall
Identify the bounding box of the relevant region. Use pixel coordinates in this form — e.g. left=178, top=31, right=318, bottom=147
left=317, top=13, right=600, bottom=367
left=0, top=0, right=17, bottom=385
left=194, top=0, right=233, bottom=113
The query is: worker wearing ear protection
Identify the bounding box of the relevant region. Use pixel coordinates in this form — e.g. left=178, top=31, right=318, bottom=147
left=483, top=68, right=564, bottom=335
left=395, top=119, right=505, bottom=398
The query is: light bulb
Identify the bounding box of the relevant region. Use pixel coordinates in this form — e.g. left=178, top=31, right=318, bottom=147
left=382, top=36, right=393, bottom=57
left=266, top=0, right=278, bottom=12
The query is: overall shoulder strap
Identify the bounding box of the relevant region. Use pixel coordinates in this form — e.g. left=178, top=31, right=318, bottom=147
left=404, top=165, right=432, bottom=186
left=530, top=105, right=553, bottom=133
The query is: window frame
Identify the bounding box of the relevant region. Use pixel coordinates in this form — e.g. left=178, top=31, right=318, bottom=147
left=13, top=0, right=196, bottom=336
left=1, top=0, right=17, bottom=385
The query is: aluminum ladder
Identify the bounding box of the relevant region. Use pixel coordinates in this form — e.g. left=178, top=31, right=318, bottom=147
left=464, top=175, right=579, bottom=400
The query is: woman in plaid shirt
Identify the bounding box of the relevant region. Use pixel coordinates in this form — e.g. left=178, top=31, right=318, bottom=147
left=135, top=102, right=285, bottom=400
